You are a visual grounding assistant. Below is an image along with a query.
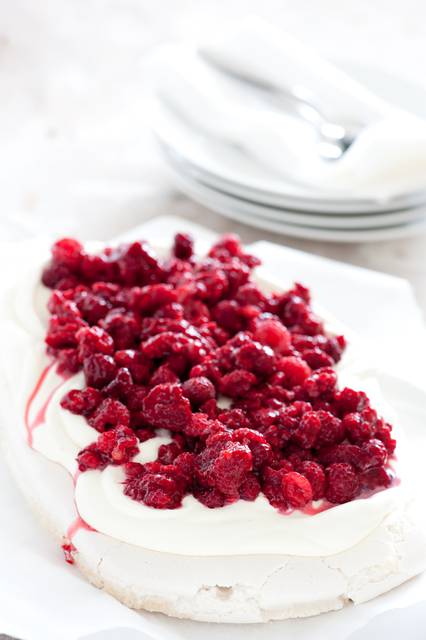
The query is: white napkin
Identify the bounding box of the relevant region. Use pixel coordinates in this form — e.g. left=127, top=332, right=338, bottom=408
left=147, top=17, right=426, bottom=199
left=1, top=216, right=426, bottom=640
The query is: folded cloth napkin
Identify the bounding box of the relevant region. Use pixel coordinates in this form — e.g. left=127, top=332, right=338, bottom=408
left=147, top=16, right=426, bottom=200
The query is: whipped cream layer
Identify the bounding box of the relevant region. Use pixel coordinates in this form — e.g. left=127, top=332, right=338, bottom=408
left=17, top=240, right=407, bottom=557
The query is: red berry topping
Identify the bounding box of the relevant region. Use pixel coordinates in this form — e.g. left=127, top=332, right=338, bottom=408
left=38, top=233, right=396, bottom=513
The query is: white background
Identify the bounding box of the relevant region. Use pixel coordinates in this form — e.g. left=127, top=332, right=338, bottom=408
left=1, top=2, right=426, bottom=639
left=1, top=0, right=426, bottom=315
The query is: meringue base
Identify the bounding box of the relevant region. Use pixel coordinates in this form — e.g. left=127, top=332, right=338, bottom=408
left=2, top=408, right=425, bottom=623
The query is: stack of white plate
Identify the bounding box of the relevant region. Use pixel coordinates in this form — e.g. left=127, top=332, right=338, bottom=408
left=152, top=62, right=426, bottom=242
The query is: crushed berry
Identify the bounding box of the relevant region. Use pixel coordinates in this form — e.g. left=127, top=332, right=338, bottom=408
left=60, top=387, right=102, bottom=416
left=77, top=425, right=138, bottom=471
left=88, top=398, right=130, bottom=432
left=142, top=383, right=192, bottom=432
left=40, top=233, right=396, bottom=512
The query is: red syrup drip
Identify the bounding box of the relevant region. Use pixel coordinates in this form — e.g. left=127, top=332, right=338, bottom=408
left=24, top=363, right=95, bottom=564
left=62, top=470, right=97, bottom=564
left=62, top=516, right=95, bottom=565
left=24, top=361, right=70, bottom=446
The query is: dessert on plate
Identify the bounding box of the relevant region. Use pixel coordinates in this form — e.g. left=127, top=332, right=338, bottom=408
left=0, top=231, right=425, bottom=623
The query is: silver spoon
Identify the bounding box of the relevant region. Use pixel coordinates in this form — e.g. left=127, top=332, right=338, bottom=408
left=198, top=49, right=363, bottom=160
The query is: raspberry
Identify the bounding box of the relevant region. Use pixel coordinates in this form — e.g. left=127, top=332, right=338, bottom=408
left=262, top=466, right=287, bottom=508
left=157, top=441, right=183, bottom=465
left=335, top=387, right=368, bottom=415
left=135, top=428, right=155, bottom=443
left=184, top=299, right=210, bottom=325
left=114, top=350, right=151, bottom=384
left=278, top=356, right=311, bottom=387
left=374, top=421, right=397, bottom=454
left=200, top=398, right=219, bottom=418
left=343, top=412, right=373, bottom=444
left=130, top=284, right=177, bottom=314
left=195, top=439, right=252, bottom=498
left=297, top=461, right=326, bottom=500
left=100, top=310, right=140, bottom=350
left=45, top=315, right=85, bottom=349
left=292, top=411, right=321, bottom=448
left=219, top=409, right=250, bottom=431
left=210, top=444, right=252, bottom=497
left=51, top=238, right=84, bottom=270
left=326, top=463, right=360, bottom=504
left=190, top=361, right=221, bottom=386
left=303, top=368, right=337, bottom=399
left=42, top=262, right=73, bottom=289
left=76, top=291, right=111, bottom=324
left=55, top=348, right=80, bottom=374
left=173, top=232, right=194, bottom=260
left=235, top=283, right=266, bottom=308
left=213, top=300, right=243, bottom=333
left=60, top=387, right=102, bottom=416
left=185, top=413, right=220, bottom=439
left=220, top=369, right=257, bottom=398
left=360, top=465, right=392, bottom=490
left=77, top=425, right=138, bottom=471
left=149, top=364, right=179, bottom=386
left=232, top=428, right=272, bottom=468
left=315, top=410, right=344, bottom=448
left=96, top=425, right=137, bottom=461
left=196, top=268, right=228, bottom=303
left=80, top=254, right=114, bottom=283
left=115, top=241, right=165, bottom=286
left=142, top=383, right=192, bottom=432
left=363, top=438, right=388, bottom=469
left=83, top=353, right=117, bottom=388
left=302, top=348, right=334, bottom=370
left=193, top=485, right=225, bottom=508
left=234, top=341, right=275, bottom=377
left=47, top=291, right=81, bottom=319
left=282, top=471, right=313, bottom=508
left=76, top=326, right=114, bottom=361
left=89, top=398, right=130, bottom=432
left=253, top=316, right=291, bottom=353
left=319, top=443, right=366, bottom=471
left=182, top=376, right=216, bottom=406
left=239, top=473, right=261, bottom=501
left=125, top=472, right=184, bottom=509
left=103, top=367, right=133, bottom=400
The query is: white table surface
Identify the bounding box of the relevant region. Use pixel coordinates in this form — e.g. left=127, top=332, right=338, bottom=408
left=1, top=2, right=426, bottom=639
